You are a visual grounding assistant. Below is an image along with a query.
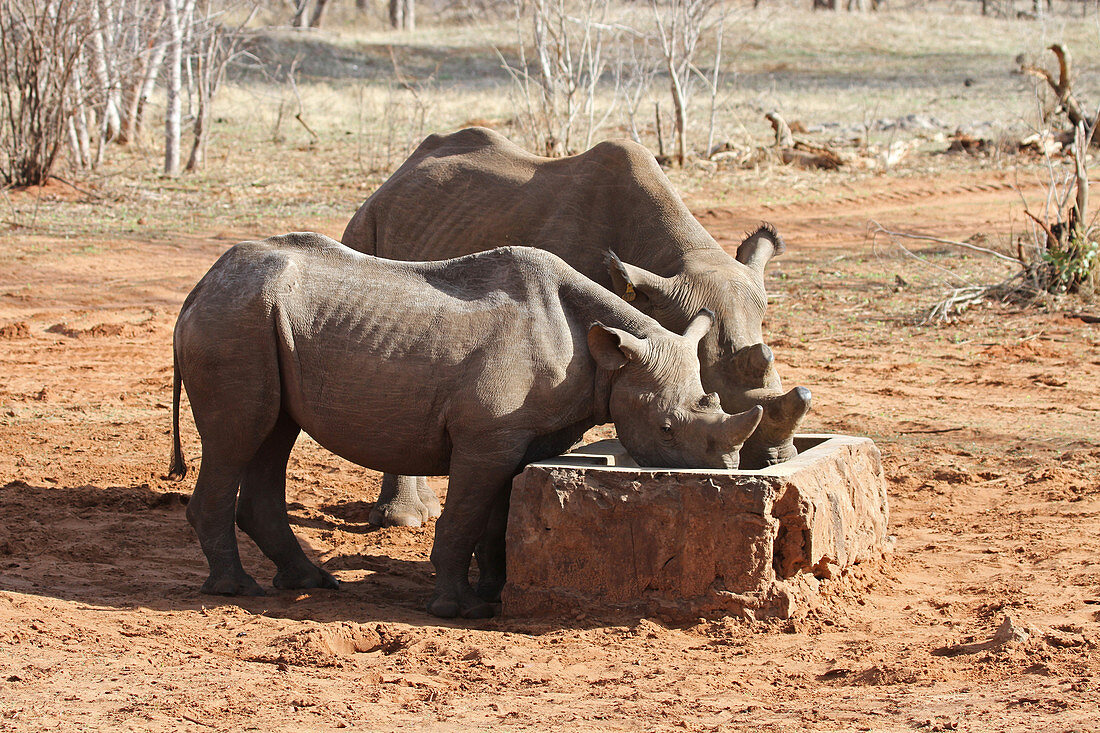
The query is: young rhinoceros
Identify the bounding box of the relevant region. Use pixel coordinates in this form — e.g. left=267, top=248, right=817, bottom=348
left=170, top=234, right=763, bottom=619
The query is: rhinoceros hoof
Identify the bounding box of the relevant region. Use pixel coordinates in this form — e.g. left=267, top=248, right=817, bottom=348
left=475, top=578, right=504, bottom=603
left=369, top=503, right=429, bottom=528
left=273, top=565, right=340, bottom=591
left=427, top=593, right=495, bottom=620
left=201, top=572, right=265, bottom=597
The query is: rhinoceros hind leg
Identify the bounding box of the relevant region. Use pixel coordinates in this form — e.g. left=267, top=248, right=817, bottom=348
left=369, top=474, right=438, bottom=527
left=235, top=411, right=339, bottom=591
left=188, top=454, right=264, bottom=597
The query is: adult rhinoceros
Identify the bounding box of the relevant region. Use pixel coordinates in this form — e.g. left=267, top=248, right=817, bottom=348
left=342, top=127, right=811, bottom=527
left=170, top=235, right=764, bottom=618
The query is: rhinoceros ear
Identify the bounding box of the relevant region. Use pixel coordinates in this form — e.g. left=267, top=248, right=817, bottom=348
left=588, top=322, right=648, bottom=371
left=605, top=251, right=673, bottom=309
left=735, top=222, right=785, bottom=275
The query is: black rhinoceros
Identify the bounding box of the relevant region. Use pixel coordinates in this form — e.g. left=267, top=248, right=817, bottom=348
left=170, top=234, right=763, bottom=618
left=342, top=127, right=811, bottom=526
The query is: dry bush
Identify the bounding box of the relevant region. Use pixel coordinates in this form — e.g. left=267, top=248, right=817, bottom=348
left=0, top=0, right=93, bottom=186
left=499, top=0, right=617, bottom=156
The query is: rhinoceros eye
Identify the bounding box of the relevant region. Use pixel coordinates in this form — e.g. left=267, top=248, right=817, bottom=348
left=660, top=422, right=673, bottom=435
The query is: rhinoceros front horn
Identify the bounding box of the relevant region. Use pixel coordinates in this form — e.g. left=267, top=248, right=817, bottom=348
left=760, top=386, right=812, bottom=441
left=718, top=405, right=764, bottom=453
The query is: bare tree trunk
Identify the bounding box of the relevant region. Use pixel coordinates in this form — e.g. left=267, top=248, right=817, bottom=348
left=655, top=101, right=664, bottom=158
left=531, top=1, right=557, bottom=152
left=704, top=19, right=722, bottom=159
left=163, top=0, right=190, bottom=177
left=185, top=1, right=255, bottom=172
left=292, top=0, right=310, bottom=28
left=134, top=30, right=167, bottom=140
left=1021, top=44, right=1094, bottom=131
left=185, top=28, right=209, bottom=172
left=667, top=61, right=686, bottom=166
left=1072, top=121, right=1089, bottom=240
left=651, top=0, right=715, bottom=166
left=66, top=117, right=84, bottom=170
left=308, top=0, right=330, bottom=27
left=119, top=2, right=166, bottom=144
left=389, top=0, right=414, bottom=29
left=88, top=0, right=122, bottom=145
left=70, top=56, right=93, bottom=166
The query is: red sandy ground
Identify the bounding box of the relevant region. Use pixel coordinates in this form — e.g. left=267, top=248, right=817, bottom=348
left=1, top=167, right=1098, bottom=731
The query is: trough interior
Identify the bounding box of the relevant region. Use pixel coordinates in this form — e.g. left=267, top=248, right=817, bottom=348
left=541, top=434, right=836, bottom=472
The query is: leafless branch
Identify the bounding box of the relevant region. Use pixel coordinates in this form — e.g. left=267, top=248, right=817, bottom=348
left=869, top=221, right=1023, bottom=265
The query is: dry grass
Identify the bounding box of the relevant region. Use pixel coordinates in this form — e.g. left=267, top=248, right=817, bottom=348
left=0, top=2, right=1097, bottom=243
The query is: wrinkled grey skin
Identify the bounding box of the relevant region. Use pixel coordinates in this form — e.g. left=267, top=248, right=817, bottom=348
left=343, top=127, right=811, bottom=527
left=170, top=234, right=764, bottom=619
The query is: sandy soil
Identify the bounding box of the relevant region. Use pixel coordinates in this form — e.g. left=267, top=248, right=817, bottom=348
left=1, top=167, right=1099, bottom=732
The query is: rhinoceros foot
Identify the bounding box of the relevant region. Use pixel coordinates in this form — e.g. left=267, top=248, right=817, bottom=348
left=369, top=475, right=443, bottom=528
left=475, top=577, right=504, bottom=603
left=273, top=564, right=340, bottom=591
left=428, top=588, right=495, bottom=619
left=369, top=503, right=429, bottom=528
left=201, top=571, right=265, bottom=597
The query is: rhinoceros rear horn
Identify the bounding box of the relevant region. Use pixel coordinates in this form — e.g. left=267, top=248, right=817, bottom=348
left=735, top=222, right=785, bottom=275
left=739, top=342, right=774, bottom=381
left=606, top=251, right=673, bottom=309
left=718, top=405, right=764, bottom=452
left=682, top=309, right=714, bottom=345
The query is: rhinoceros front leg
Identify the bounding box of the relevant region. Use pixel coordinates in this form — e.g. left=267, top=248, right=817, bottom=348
left=235, top=411, right=339, bottom=591
left=427, top=448, right=523, bottom=619
left=369, top=474, right=442, bottom=527
left=473, top=490, right=510, bottom=603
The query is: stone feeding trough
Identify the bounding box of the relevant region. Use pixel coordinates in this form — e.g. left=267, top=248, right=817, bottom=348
left=502, top=435, right=890, bottom=621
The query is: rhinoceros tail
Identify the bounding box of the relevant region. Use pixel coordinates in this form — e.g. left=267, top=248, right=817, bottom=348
left=168, top=347, right=187, bottom=481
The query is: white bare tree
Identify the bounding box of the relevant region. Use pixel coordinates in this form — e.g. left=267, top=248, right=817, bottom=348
left=650, top=0, right=723, bottom=165
left=185, top=0, right=256, bottom=171
left=501, top=0, right=616, bottom=157
left=0, top=0, right=95, bottom=186
left=164, top=0, right=196, bottom=176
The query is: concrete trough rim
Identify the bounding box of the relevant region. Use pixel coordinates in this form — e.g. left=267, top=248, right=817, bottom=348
left=530, top=433, right=872, bottom=477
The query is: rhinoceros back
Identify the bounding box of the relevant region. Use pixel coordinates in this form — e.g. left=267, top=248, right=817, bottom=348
left=342, top=127, right=708, bottom=283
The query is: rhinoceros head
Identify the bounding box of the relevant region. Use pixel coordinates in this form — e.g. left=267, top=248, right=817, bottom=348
left=606, top=224, right=810, bottom=469
left=588, top=310, right=764, bottom=470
